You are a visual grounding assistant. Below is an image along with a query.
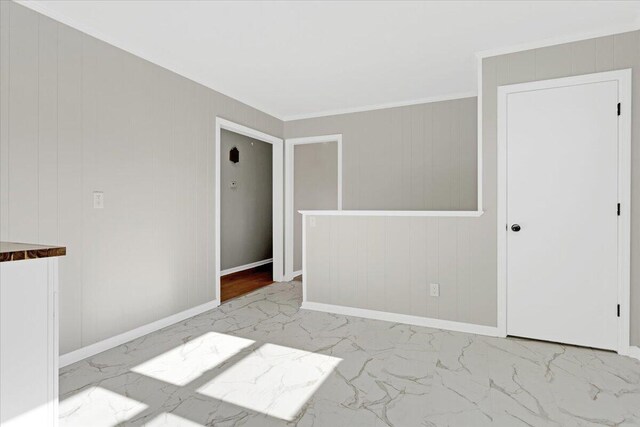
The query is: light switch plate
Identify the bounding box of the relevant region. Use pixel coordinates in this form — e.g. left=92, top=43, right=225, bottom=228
left=430, top=283, right=440, bottom=297
left=309, top=216, right=316, bottom=227
left=93, top=191, right=104, bottom=209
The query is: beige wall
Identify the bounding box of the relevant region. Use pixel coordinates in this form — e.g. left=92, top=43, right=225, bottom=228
left=303, top=31, right=640, bottom=346
left=220, top=130, right=273, bottom=270
left=293, top=142, right=338, bottom=272
left=285, top=97, right=477, bottom=211
left=0, top=1, right=283, bottom=354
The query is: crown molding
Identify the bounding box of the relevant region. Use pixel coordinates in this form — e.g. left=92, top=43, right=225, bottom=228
left=476, top=21, right=640, bottom=59
left=283, top=91, right=478, bottom=122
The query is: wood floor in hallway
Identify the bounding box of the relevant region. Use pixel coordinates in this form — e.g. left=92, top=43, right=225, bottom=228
left=220, top=262, right=274, bottom=302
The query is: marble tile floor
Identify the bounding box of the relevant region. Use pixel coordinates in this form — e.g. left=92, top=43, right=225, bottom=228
left=60, top=281, right=640, bottom=427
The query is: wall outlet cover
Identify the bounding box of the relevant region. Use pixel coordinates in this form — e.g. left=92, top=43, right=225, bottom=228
left=93, top=191, right=104, bottom=209
left=430, top=283, right=440, bottom=297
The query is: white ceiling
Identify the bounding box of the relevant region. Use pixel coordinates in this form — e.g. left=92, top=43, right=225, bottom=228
left=21, top=1, right=640, bottom=120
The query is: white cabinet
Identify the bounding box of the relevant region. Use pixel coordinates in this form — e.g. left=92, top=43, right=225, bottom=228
left=0, top=244, right=64, bottom=427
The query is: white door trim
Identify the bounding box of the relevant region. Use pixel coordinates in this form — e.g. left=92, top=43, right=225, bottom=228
left=497, top=69, right=632, bottom=354
left=284, top=134, right=342, bottom=281
left=215, top=118, right=284, bottom=303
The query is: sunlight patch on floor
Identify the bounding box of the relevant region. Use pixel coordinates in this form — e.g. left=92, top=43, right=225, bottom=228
left=145, top=412, right=204, bottom=426
left=59, top=386, right=148, bottom=427
left=131, top=332, right=255, bottom=386
left=197, top=343, right=341, bottom=421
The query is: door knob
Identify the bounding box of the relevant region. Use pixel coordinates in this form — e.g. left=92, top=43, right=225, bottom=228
left=511, top=224, right=521, bottom=232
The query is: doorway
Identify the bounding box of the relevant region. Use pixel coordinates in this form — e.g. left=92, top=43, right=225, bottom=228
left=284, top=135, right=342, bottom=281
left=215, top=118, right=284, bottom=303
left=497, top=70, right=631, bottom=352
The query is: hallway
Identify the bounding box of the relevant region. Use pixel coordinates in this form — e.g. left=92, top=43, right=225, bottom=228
left=220, top=263, right=274, bottom=302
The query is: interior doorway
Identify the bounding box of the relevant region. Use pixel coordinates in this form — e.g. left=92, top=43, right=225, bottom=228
left=497, top=70, right=631, bottom=352
left=215, top=118, right=284, bottom=303
left=284, top=135, right=342, bottom=281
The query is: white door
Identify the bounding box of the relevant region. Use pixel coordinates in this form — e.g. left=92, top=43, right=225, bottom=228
left=506, top=80, right=619, bottom=350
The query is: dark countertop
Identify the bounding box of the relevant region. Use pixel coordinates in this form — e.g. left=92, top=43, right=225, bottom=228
left=0, top=242, right=66, bottom=262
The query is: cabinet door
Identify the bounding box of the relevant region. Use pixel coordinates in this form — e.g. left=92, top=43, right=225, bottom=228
left=1, top=258, right=57, bottom=427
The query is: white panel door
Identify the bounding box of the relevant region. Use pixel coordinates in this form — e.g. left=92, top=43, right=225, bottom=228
left=506, top=80, right=619, bottom=350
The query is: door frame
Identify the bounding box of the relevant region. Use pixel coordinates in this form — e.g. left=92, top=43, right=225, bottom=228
left=284, top=134, right=343, bottom=281
left=215, top=117, right=284, bottom=303
left=496, top=69, right=632, bottom=353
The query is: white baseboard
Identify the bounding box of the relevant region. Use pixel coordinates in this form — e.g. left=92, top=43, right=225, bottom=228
left=221, top=258, right=273, bottom=277
left=285, top=270, right=302, bottom=281
left=625, top=346, right=640, bottom=361
left=59, top=299, right=220, bottom=368
left=301, top=301, right=500, bottom=337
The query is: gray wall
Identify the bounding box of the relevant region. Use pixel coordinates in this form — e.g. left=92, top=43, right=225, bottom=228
left=293, top=142, right=338, bottom=272
left=305, top=215, right=496, bottom=326
left=0, top=1, right=283, bottom=354
left=285, top=97, right=477, bottom=211
left=287, top=97, right=489, bottom=326
left=221, top=130, right=272, bottom=270
left=302, top=31, right=640, bottom=345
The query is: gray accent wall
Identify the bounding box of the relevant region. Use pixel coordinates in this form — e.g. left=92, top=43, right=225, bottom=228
left=293, top=142, right=339, bottom=272
left=221, top=130, right=273, bottom=270
left=0, top=1, right=283, bottom=354
left=285, top=97, right=477, bottom=211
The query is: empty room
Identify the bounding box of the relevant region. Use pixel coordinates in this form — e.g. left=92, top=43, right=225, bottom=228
left=1, top=1, right=640, bottom=426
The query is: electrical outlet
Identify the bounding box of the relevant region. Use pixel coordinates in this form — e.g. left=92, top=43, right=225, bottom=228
left=430, top=283, right=440, bottom=297
left=93, top=191, right=104, bottom=209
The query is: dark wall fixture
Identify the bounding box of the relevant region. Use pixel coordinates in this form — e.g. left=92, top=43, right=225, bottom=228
left=230, top=146, right=239, bottom=164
